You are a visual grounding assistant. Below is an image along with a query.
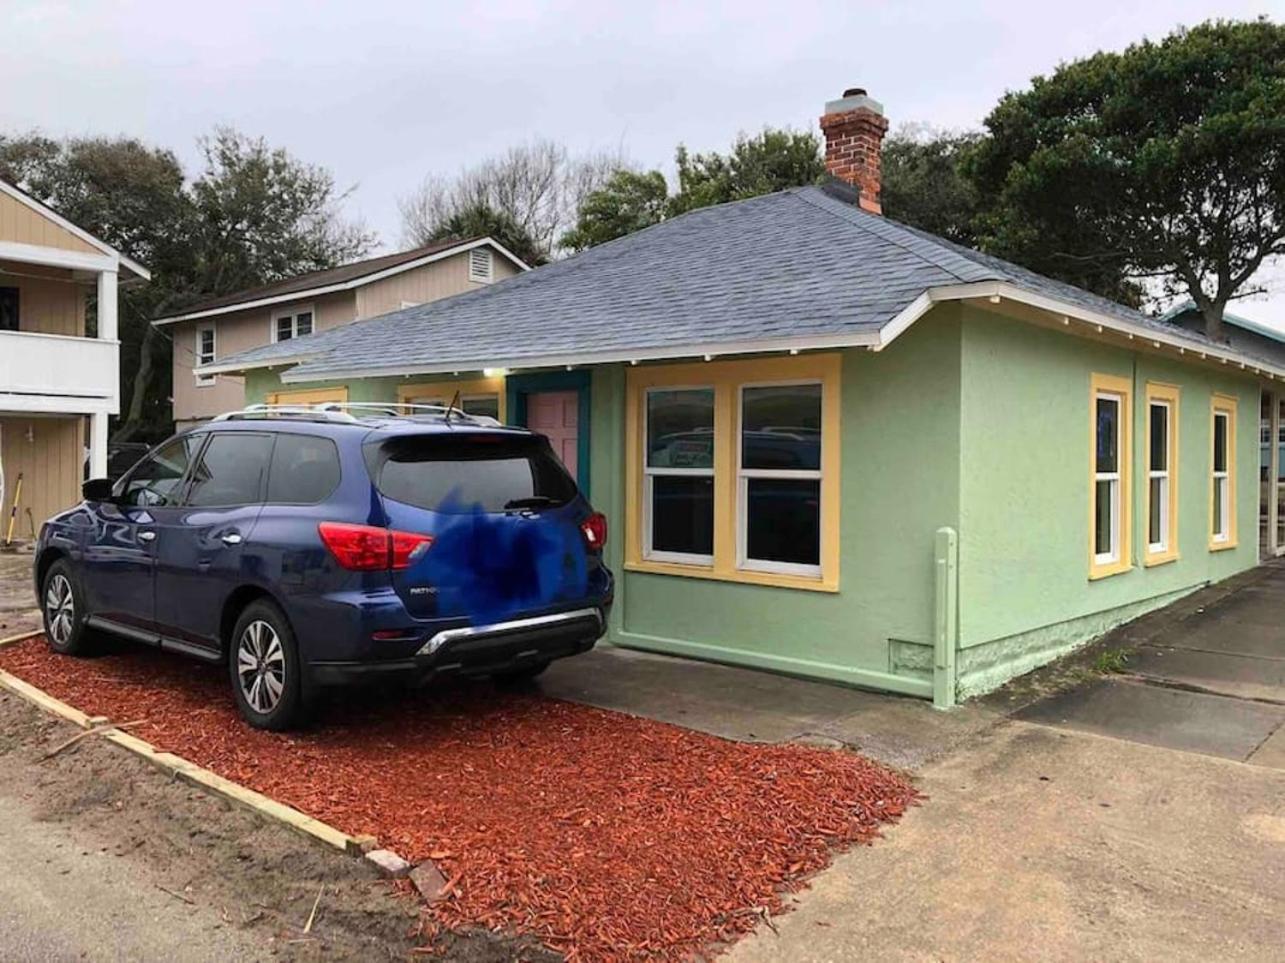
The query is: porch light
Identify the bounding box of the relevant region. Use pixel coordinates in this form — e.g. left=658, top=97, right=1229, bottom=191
left=483, top=367, right=508, bottom=377
left=789, top=348, right=800, bottom=355
left=988, top=294, right=1001, bottom=303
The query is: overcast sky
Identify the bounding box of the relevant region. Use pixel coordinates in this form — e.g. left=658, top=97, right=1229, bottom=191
left=6, top=0, right=1284, bottom=326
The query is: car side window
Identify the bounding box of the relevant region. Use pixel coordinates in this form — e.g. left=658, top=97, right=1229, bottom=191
left=118, top=436, right=201, bottom=507
left=266, top=433, right=341, bottom=504
left=185, top=433, right=275, bottom=508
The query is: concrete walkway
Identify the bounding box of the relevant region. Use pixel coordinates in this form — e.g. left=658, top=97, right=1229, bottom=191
left=727, top=563, right=1285, bottom=960
left=1017, top=560, right=1285, bottom=768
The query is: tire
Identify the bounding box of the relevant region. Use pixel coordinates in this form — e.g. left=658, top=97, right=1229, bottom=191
left=41, top=559, right=94, bottom=656
left=492, top=660, right=551, bottom=686
left=228, top=599, right=309, bottom=731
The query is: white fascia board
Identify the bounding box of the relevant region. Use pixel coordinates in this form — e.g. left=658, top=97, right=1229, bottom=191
left=0, top=180, right=149, bottom=280
left=0, top=239, right=115, bottom=274
left=878, top=280, right=1285, bottom=380
left=196, top=350, right=326, bottom=377
left=152, top=238, right=524, bottom=327
left=0, top=393, right=116, bottom=415
left=277, top=329, right=883, bottom=384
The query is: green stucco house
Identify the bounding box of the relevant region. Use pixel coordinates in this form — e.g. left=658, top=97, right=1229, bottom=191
left=201, top=90, right=1285, bottom=706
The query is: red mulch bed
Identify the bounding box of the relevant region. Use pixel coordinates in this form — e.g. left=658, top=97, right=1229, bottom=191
left=0, top=637, right=919, bottom=961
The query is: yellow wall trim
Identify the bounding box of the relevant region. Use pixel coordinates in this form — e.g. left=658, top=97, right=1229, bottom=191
left=397, top=376, right=506, bottom=422
left=1209, top=392, right=1238, bottom=551
left=625, top=353, right=841, bottom=592
left=266, top=386, right=349, bottom=407
left=1143, top=381, right=1180, bottom=567
left=1088, top=372, right=1133, bottom=580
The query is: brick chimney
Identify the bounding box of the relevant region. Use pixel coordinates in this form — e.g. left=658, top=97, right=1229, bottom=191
left=820, top=88, right=889, bottom=214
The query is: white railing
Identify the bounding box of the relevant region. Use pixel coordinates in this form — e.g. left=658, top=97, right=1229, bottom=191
left=0, top=330, right=118, bottom=408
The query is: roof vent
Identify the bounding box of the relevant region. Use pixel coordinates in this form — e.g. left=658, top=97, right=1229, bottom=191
left=468, top=248, right=494, bottom=284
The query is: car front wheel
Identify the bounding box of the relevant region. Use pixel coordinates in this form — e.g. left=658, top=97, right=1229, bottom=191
left=229, top=599, right=309, bottom=731
left=42, top=560, right=94, bottom=656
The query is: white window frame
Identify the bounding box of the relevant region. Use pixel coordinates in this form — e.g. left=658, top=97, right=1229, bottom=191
left=735, top=380, right=824, bottom=579
left=194, top=324, right=217, bottom=386
left=1147, top=399, right=1171, bottom=555
left=1212, top=409, right=1231, bottom=543
left=641, top=385, right=715, bottom=566
left=1094, top=391, right=1124, bottom=566
left=468, top=248, right=494, bottom=284
left=270, top=304, right=315, bottom=343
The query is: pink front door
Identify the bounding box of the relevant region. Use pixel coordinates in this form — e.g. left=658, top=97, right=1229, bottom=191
left=528, top=391, right=578, bottom=478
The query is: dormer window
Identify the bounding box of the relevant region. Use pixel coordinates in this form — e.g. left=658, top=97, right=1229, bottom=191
left=469, top=248, right=494, bottom=284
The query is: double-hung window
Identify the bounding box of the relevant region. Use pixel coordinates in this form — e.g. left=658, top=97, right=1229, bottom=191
left=195, top=325, right=217, bottom=386
left=1090, top=373, right=1131, bottom=578
left=1210, top=395, right=1237, bottom=549
left=627, top=354, right=839, bottom=591
left=273, top=307, right=314, bottom=342
left=643, top=387, right=715, bottom=564
left=1145, top=383, right=1179, bottom=564
left=738, top=383, right=822, bottom=576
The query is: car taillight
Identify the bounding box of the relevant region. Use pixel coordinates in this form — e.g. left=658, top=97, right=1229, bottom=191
left=580, top=512, right=607, bottom=551
left=318, top=522, right=433, bottom=571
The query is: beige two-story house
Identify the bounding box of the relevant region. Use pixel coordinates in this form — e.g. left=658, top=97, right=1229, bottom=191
left=153, top=237, right=527, bottom=428
left=1, top=178, right=149, bottom=529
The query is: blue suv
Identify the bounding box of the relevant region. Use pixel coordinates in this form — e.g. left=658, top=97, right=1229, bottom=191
left=34, top=405, right=613, bottom=730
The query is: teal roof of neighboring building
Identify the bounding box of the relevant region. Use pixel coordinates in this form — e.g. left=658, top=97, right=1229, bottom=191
left=205, top=182, right=1285, bottom=382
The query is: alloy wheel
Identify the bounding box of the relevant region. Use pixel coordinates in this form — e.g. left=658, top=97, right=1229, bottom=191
left=236, top=620, right=286, bottom=714
left=45, top=574, right=74, bottom=646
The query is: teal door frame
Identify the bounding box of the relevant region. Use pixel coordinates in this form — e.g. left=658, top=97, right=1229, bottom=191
left=507, top=370, right=593, bottom=497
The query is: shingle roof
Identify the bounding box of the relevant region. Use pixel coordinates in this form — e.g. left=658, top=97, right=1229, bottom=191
left=209, top=183, right=1284, bottom=380
left=153, top=236, right=518, bottom=322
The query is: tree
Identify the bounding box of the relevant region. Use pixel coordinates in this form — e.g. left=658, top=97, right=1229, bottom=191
left=0, top=129, right=375, bottom=442
left=562, top=127, right=825, bottom=252
left=191, top=128, right=374, bottom=296
left=399, top=140, right=624, bottom=262
left=880, top=125, right=982, bottom=246
left=427, top=201, right=544, bottom=267
left=669, top=128, right=825, bottom=215
left=966, top=18, right=1285, bottom=335
left=561, top=169, right=669, bottom=251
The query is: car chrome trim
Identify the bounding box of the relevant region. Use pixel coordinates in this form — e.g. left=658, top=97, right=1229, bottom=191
left=416, top=607, right=603, bottom=657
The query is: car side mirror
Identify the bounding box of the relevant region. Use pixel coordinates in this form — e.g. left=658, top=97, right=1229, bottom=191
left=82, top=477, right=115, bottom=503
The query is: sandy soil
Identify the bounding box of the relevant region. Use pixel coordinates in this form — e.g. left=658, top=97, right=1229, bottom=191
left=0, top=690, right=555, bottom=961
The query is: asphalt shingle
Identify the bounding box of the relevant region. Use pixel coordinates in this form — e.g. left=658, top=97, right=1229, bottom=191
left=211, top=184, right=1279, bottom=380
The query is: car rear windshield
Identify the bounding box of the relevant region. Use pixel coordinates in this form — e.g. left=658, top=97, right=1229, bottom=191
left=364, top=433, right=577, bottom=514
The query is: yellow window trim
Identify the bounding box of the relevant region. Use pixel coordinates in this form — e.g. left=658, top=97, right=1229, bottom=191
left=397, top=376, right=506, bottom=422
left=266, top=386, right=349, bottom=406
left=625, top=353, right=841, bottom=592
left=1089, top=372, right=1132, bottom=580
left=1209, top=392, right=1238, bottom=551
left=1143, top=381, right=1180, bottom=567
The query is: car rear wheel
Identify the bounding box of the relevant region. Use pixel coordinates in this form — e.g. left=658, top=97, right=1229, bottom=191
left=229, top=599, right=309, bottom=730
left=42, top=560, right=94, bottom=656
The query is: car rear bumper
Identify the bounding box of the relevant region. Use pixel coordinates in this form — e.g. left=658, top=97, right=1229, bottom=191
left=306, top=605, right=607, bottom=685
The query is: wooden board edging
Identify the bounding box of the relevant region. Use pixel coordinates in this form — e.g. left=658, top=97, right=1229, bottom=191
left=0, top=654, right=379, bottom=860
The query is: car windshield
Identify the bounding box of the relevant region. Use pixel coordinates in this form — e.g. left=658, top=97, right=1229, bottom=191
left=365, top=433, right=577, bottom=514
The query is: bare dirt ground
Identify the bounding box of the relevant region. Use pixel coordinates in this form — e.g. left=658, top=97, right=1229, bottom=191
left=0, top=689, right=555, bottom=962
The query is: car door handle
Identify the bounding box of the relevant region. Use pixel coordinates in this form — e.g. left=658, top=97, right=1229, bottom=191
left=220, top=532, right=243, bottom=546
left=137, top=530, right=156, bottom=543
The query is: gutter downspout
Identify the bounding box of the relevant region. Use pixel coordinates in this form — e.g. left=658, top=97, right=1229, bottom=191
left=933, top=526, right=959, bottom=709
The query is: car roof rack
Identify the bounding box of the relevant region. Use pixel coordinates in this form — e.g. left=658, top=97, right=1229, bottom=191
left=211, top=402, right=502, bottom=427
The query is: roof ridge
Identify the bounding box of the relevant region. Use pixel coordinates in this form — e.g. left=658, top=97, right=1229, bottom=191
left=790, top=186, right=999, bottom=284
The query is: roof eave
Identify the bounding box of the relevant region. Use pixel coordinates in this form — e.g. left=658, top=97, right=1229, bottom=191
left=153, top=237, right=524, bottom=326
left=893, top=281, right=1285, bottom=380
